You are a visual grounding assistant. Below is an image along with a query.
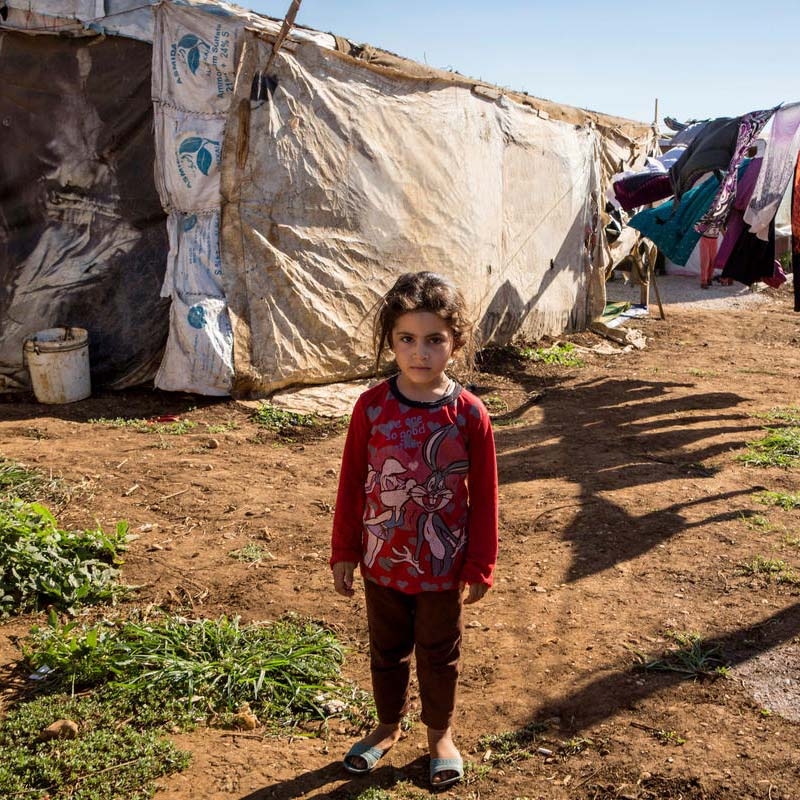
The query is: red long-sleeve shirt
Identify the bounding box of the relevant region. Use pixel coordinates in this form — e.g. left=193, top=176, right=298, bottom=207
left=330, top=376, right=498, bottom=593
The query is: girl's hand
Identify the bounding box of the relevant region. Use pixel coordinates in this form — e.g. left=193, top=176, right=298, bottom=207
left=460, top=581, right=489, bottom=604
left=332, top=561, right=357, bottom=597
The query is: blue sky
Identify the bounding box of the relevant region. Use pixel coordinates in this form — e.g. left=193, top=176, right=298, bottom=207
left=245, top=0, right=796, bottom=128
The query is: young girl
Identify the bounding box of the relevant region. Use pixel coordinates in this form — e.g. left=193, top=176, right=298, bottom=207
left=330, top=271, right=498, bottom=788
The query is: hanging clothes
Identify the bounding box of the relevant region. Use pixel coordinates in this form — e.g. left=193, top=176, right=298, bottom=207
left=714, top=157, right=763, bottom=271
left=663, top=118, right=709, bottom=148
left=668, top=117, right=739, bottom=201
left=628, top=172, right=720, bottom=266
left=613, top=172, right=673, bottom=211
left=611, top=147, right=686, bottom=211
left=792, top=149, right=800, bottom=312
left=694, top=106, right=777, bottom=237
left=744, top=101, right=800, bottom=241
left=721, top=220, right=776, bottom=286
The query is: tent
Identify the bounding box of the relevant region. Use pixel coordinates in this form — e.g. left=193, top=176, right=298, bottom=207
left=1, top=0, right=654, bottom=397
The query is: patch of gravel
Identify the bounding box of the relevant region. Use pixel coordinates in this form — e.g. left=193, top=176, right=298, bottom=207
left=732, top=643, right=800, bottom=722
left=606, top=273, right=783, bottom=312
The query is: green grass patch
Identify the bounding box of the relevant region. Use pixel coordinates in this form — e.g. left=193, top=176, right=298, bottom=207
left=639, top=631, right=729, bottom=679
left=0, top=500, right=127, bottom=617
left=735, top=555, right=800, bottom=585
left=740, top=512, right=773, bottom=531
left=24, top=611, right=349, bottom=726
left=88, top=417, right=198, bottom=435
left=757, top=406, right=800, bottom=425
left=688, top=368, right=717, bottom=378
left=738, top=427, right=800, bottom=468
left=755, top=489, right=800, bottom=510
left=0, top=692, right=191, bottom=800
left=205, top=420, right=239, bottom=433
left=519, top=342, right=585, bottom=367
left=229, top=542, right=270, bottom=563
left=252, top=403, right=316, bottom=432
left=1, top=612, right=362, bottom=799
left=0, top=457, right=69, bottom=507
left=561, top=735, right=593, bottom=754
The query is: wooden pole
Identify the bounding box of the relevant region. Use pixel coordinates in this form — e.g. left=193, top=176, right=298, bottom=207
left=264, top=0, right=303, bottom=73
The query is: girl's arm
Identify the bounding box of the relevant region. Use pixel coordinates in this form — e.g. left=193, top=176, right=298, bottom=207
left=462, top=401, right=499, bottom=589
left=330, top=398, right=369, bottom=568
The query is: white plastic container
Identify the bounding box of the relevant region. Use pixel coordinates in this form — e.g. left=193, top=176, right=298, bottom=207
left=23, top=327, right=91, bottom=404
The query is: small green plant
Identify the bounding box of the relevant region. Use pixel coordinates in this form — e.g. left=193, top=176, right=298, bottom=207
left=252, top=403, right=315, bottom=432
left=481, top=394, right=508, bottom=414
left=739, top=512, right=773, bottom=531
left=0, top=499, right=128, bottom=616
left=738, top=427, right=800, bottom=468
left=735, top=555, right=800, bottom=585
left=755, top=490, right=800, bottom=510
left=655, top=728, right=686, bottom=746
left=689, top=368, right=717, bottom=378
left=206, top=420, right=239, bottom=433
left=642, top=631, right=729, bottom=679
left=229, top=542, right=268, bottom=563
left=519, top=342, right=584, bottom=367
left=351, top=788, right=394, bottom=800
left=478, top=721, right=549, bottom=765
left=561, top=735, right=593, bottom=754
left=88, top=417, right=197, bottom=435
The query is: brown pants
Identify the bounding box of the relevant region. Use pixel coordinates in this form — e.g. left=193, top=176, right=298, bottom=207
left=363, top=580, right=463, bottom=730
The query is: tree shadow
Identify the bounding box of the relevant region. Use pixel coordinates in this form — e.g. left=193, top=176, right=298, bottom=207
left=532, top=603, right=800, bottom=734
left=238, top=755, right=432, bottom=799
left=488, top=372, right=770, bottom=582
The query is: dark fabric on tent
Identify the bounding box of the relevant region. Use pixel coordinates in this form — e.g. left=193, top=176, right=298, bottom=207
left=0, top=32, right=169, bottom=390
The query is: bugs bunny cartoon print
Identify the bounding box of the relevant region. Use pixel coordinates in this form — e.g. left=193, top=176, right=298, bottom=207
left=408, top=425, right=468, bottom=576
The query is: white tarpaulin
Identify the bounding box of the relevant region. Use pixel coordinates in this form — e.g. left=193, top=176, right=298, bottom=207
left=2, top=0, right=652, bottom=398
left=221, top=35, right=620, bottom=396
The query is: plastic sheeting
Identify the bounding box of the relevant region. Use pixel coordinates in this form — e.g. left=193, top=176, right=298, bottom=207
left=220, top=35, right=627, bottom=396
left=0, top=31, right=169, bottom=392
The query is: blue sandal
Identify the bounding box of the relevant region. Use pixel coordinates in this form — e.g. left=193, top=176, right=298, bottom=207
left=343, top=741, right=388, bottom=774
left=430, top=755, right=464, bottom=787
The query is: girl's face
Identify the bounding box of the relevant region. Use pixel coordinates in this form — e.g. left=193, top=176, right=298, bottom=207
left=390, top=311, right=456, bottom=401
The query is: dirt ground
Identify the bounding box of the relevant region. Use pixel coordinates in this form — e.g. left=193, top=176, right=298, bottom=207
left=2, top=278, right=800, bottom=800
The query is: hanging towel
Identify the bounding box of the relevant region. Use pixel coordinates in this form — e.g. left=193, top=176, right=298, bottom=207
left=744, top=101, right=800, bottom=242
left=628, top=173, right=720, bottom=266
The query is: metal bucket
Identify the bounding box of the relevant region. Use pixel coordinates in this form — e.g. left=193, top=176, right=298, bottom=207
left=23, top=327, right=91, bottom=404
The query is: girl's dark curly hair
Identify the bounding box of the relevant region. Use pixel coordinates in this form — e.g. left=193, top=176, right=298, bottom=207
left=372, top=271, right=476, bottom=376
